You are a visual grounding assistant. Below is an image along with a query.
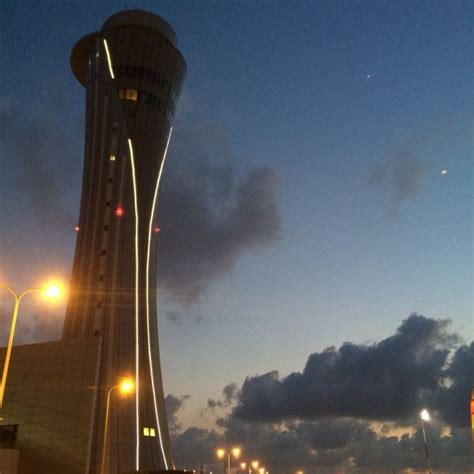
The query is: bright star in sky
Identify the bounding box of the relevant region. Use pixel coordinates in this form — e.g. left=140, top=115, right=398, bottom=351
left=441, top=169, right=448, bottom=175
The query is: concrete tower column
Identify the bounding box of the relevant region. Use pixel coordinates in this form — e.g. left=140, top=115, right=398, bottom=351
left=65, top=10, right=186, bottom=473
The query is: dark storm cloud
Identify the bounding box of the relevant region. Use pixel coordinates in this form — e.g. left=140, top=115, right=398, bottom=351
left=433, top=341, right=474, bottom=427
left=172, top=427, right=225, bottom=466
left=369, top=149, right=429, bottom=212
left=157, top=126, right=281, bottom=304
left=206, top=382, right=238, bottom=410
left=169, top=315, right=472, bottom=471
left=165, top=393, right=190, bottom=436
left=349, top=425, right=472, bottom=471
left=172, top=416, right=472, bottom=471
left=233, top=314, right=458, bottom=422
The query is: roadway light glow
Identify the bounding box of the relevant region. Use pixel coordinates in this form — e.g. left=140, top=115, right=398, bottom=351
left=232, top=447, right=241, bottom=458
left=217, top=448, right=225, bottom=459
left=43, top=282, right=63, bottom=300
left=251, top=461, right=259, bottom=470
left=119, top=379, right=134, bottom=395
left=420, top=409, right=430, bottom=421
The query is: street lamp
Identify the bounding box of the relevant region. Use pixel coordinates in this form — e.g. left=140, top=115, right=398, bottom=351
left=420, top=409, right=433, bottom=474
left=100, top=378, right=134, bottom=474
left=0, top=281, right=64, bottom=409
left=241, top=460, right=260, bottom=474
left=216, top=447, right=241, bottom=474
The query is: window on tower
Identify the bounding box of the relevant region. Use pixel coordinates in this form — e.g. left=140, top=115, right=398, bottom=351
left=124, top=88, right=138, bottom=101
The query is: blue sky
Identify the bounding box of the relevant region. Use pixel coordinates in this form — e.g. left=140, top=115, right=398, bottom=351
left=0, top=1, right=473, bottom=470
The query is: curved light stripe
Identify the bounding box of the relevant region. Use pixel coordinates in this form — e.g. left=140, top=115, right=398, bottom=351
left=145, top=127, right=173, bottom=469
left=102, top=39, right=115, bottom=79
left=128, top=138, right=140, bottom=471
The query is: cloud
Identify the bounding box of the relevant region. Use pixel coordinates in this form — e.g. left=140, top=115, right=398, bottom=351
left=166, top=311, right=185, bottom=326
left=172, top=427, right=225, bottom=467
left=0, top=107, right=80, bottom=230
left=157, top=126, right=281, bottom=304
left=169, top=315, right=472, bottom=471
left=172, top=416, right=472, bottom=471
left=0, top=309, right=63, bottom=346
left=232, top=314, right=459, bottom=423
left=1, top=110, right=281, bottom=340
left=206, top=382, right=238, bottom=411
left=433, top=341, right=474, bottom=427
left=369, top=149, right=430, bottom=213
left=165, top=393, right=190, bottom=436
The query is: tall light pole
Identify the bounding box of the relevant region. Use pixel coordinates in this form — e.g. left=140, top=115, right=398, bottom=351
left=100, top=378, right=134, bottom=474
left=217, top=447, right=241, bottom=474
left=0, top=282, right=64, bottom=410
left=420, top=409, right=433, bottom=474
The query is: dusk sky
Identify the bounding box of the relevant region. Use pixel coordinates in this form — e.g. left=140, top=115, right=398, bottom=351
left=1, top=1, right=473, bottom=472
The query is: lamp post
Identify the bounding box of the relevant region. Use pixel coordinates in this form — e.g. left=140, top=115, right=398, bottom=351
left=0, top=282, right=63, bottom=410
left=100, top=378, right=134, bottom=474
left=420, top=409, right=433, bottom=474
left=217, top=447, right=241, bottom=474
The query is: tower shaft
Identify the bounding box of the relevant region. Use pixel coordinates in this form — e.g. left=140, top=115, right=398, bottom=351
left=64, top=10, right=186, bottom=472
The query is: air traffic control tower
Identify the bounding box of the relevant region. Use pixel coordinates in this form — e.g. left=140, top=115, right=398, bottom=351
left=66, top=9, right=186, bottom=472
left=0, top=9, right=186, bottom=474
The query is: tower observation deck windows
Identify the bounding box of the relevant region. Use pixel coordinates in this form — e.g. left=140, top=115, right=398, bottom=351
left=117, top=88, right=174, bottom=120
left=114, top=65, right=174, bottom=97
left=124, top=89, right=138, bottom=101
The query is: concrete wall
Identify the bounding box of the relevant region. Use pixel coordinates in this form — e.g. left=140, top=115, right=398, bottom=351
left=0, top=448, right=20, bottom=474
left=0, top=337, right=101, bottom=474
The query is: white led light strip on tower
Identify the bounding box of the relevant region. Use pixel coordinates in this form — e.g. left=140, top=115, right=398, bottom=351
left=103, top=37, right=141, bottom=470
left=102, top=39, right=115, bottom=79
left=104, top=37, right=173, bottom=471
left=145, top=127, right=173, bottom=470
left=127, top=138, right=141, bottom=471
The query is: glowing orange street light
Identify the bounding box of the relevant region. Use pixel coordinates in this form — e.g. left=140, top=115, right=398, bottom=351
left=216, top=447, right=241, bottom=474
left=0, top=281, right=65, bottom=410
left=100, top=378, right=135, bottom=474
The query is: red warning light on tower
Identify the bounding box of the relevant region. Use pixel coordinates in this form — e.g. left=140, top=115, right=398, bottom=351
left=153, top=225, right=160, bottom=234
left=115, top=205, right=124, bottom=217
left=74, top=225, right=80, bottom=232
